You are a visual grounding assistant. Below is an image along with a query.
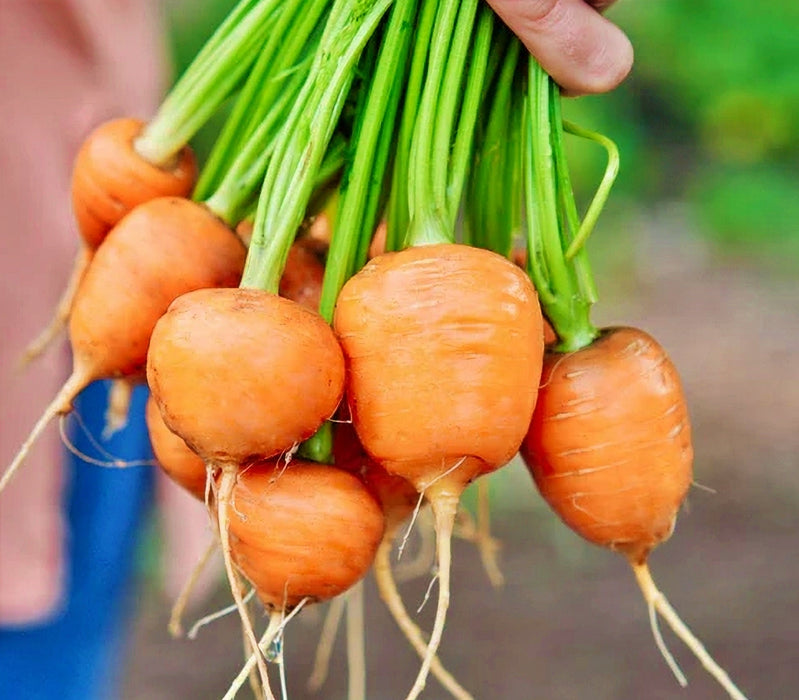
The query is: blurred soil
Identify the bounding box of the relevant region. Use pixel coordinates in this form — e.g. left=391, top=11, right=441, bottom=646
left=122, top=210, right=799, bottom=700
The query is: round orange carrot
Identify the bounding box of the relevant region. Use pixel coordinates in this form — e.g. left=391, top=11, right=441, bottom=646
left=145, top=395, right=206, bottom=501
left=1, top=196, right=245, bottom=493
left=522, top=327, right=749, bottom=699
left=71, top=118, right=197, bottom=250
left=522, top=326, right=692, bottom=563
left=334, top=242, right=544, bottom=699
left=146, top=287, right=344, bottom=467
left=227, top=458, right=385, bottom=610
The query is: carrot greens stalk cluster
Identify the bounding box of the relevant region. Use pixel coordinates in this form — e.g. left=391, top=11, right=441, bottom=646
left=2, top=1, right=753, bottom=698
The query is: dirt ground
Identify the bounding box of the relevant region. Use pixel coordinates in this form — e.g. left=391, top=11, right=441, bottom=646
left=122, top=209, right=799, bottom=700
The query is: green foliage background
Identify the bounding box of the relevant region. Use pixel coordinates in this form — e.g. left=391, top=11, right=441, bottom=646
left=162, top=0, right=799, bottom=270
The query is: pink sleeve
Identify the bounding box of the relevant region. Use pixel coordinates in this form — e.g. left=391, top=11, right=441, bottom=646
left=0, top=0, right=166, bottom=624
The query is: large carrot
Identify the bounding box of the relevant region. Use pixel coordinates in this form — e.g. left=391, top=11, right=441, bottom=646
left=0, top=196, right=246, bottom=494
left=518, top=55, right=748, bottom=700
left=334, top=242, right=544, bottom=700
left=334, top=5, right=539, bottom=697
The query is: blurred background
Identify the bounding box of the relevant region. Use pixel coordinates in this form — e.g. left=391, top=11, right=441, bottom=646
left=116, top=0, right=798, bottom=697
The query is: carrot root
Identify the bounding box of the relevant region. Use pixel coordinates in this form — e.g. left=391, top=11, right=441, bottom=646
left=306, top=596, right=347, bottom=692
left=346, top=581, right=366, bottom=700
left=631, top=561, right=750, bottom=700
left=168, top=538, right=218, bottom=638
left=395, top=507, right=436, bottom=583
left=223, top=610, right=281, bottom=700
left=224, top=600, right=311, bottom=700
left=102, top=379, right=134, bottom=439
left=405, top=491, right=459, bottom=700
left=216, top=467, right=273, bottom=698
left=453, top=480, right=504, bottom=588
left=374, top=527, right=474, bottom=700
left=18, top=248, right=90, bottom=368
left=0, top=371, right=85, bottom=494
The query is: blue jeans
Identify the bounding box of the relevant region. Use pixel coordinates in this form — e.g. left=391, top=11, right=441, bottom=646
left=0, top=380, right=154, bottom=700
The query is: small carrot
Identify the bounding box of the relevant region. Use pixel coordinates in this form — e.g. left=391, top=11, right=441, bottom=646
left=71, top=118, right=198, bottom=251
left=0, top=196, right=246, bottom=494
left=228, top=458, right=385, bottom=610
left=521, top=327, right=747, bottom=700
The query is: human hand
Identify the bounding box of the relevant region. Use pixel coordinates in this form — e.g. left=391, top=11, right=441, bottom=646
left=485, top=0, right=633, bottom=95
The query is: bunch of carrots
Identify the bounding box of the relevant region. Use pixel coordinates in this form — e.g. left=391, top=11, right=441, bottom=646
left=2, top=0, right=750, bottom=698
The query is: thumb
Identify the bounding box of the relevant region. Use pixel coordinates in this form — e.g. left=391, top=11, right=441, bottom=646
left=486, top=0, right=633, bottom=95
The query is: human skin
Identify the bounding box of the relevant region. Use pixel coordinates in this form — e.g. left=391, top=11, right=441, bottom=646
left=0, top=0, right=214, bottom=625
left=485, top=0, right=634, bottom=94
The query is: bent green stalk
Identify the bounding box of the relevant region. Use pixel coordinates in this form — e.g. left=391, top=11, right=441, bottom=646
left=524, top=57, right=605, bottom=352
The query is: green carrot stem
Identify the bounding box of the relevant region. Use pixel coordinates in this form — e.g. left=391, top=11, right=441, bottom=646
left=385, top=0, right=438, bottom=252
left=524, top=57, right=597, bottom=352
left=443, top=4, right=494, bottom=231
left=407, top=0, right=461, bottom=240
left=429, top=0, right=479, bottom=219
left=240, top=0, right=393, bottom=293
left=319, top=0, right=419, bottom=323
left=202, top=66, right=308, bottom=225
left=562, top=120, right=620, bottom=262
left=549, top=101, right=598, bottom=304
left=135, top=0, right=279, bottom=166
left=194, top=0, right=330, bottom=201
left=463, top=34, right=516, bottom=251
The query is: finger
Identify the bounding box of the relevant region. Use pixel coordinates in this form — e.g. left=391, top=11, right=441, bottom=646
left=486, top=0, right=633, bottom=95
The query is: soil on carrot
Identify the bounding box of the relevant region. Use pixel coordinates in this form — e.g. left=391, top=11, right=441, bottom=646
left=122, top=212, right=799, bottom=699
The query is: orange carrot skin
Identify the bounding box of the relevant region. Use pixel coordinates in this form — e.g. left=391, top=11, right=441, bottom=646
left=227, top=459, right=385, bottom=609
left=68, top=197, right=245, bottom=381
left=146, top=287, right=345, bottom=466
left=521, top=326, right=693, bottom=564
left=279, top=240, right=325, bottom=312
left=333, top=243, right=544, bottom=492
left=145, top=396, right=206, bottom=501
left=71, top=118, right=197, bottom=249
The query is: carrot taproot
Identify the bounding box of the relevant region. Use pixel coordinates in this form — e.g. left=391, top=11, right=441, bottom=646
left=0, top=196, right=246, bottom=494
left=334, top=242, right=543, bottom=700
left=332, top=421, right=476, bottom=700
